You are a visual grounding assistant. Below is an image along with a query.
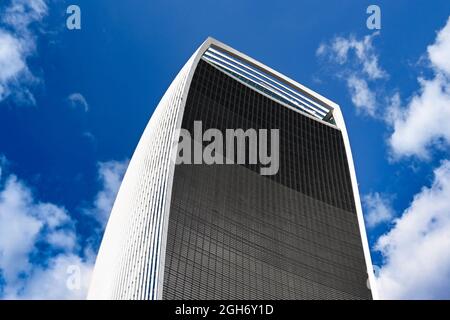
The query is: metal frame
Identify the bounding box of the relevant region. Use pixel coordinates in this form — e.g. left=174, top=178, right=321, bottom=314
left=203, top=47, right=332, bottom=122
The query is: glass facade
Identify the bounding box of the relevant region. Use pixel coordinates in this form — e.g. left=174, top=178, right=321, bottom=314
left=162, top=59, right=372, bottom=299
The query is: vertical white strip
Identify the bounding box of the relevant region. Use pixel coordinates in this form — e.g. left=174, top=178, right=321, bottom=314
left=333, top=107, right=379, bottom=300
left=87, top=39, right=214, bottom=300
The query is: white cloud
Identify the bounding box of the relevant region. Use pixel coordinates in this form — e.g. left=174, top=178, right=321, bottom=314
left=45, top=229, right=77, bottom=251
left=376, top=160, right=450, bottom=299
left=0, top=0, right=47, bottom=105
left=67, top=93, right=89, bottom=112
left=317, top=32, right=387, bottom=116
left=317, top=15, right=450, bottom=299
left=388, top=17, right=450, bottom=159
left=325, top=33, right=387, bottom=80
left=2, top=0, right=47, bottom=33
left=363, top=192, right=394, bottom=228
left=346, top=76, right=377, bottom=116
left=316, top=43, right=326, bottom=57
left=0, top=31, right=26, bottom=84
left=7, top=254, right=92, bottom=300
left=317, top=17, right=450, bottom=159
left=0, top=176, right=42, bottom=284
left=384, top=92, right=402, bottom=125
left=88, top=160, right=128, bottom=227
left=428, top=17, right=450, bottom=76
left=388, top=76, right=450, bottom=159
left=0, top=155, right=128, bottom=299
left=0, top=157, right=93, bottom=299
left=316, top=17, right=450, bottom=159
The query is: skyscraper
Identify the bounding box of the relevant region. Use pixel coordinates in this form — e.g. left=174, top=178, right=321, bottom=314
left=88, top=37, right=377, bottom=300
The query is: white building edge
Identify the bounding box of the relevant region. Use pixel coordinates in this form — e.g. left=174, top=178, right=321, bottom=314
left=88, top=37, right=379, bottom=300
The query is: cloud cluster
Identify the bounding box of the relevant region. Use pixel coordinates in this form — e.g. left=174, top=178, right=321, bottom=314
left=0, top=0, right=47, bottom=105
left=346, top=75, right=377, bottom=116
left=318, top=32, right=387, bottom=80
left=0, top=157, right=127, bottom=299
left=317, top=32, right=387, bottom=116
left=363, top=192, right=394, bottom=229
left=388, top=17, right=450, bottom=160
left=376, top=160, right=450, bottom=299
left=0, top=159, right=92, bottom=299
left=318, top=16, right=450, bottom=299
left=375, top=19, right=450, bottom=299
left=88, top=160, right=128, bottom=227
left=67, top=93, right=89, bottom=112
left=318, top=19, right=450, bottom=161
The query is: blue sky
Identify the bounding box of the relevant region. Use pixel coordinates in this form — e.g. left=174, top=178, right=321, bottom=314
left=0, top=0, right=450, bottom=299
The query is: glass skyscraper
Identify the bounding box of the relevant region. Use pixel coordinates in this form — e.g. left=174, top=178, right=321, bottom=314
left=88, top=38, right=377, bottom=300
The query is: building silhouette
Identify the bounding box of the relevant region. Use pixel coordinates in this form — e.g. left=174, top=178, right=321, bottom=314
left=88, top=38, right=377, bottom=300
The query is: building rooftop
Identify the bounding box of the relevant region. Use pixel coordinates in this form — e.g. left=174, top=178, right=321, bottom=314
left=201, top=38, right=338, bottom=126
